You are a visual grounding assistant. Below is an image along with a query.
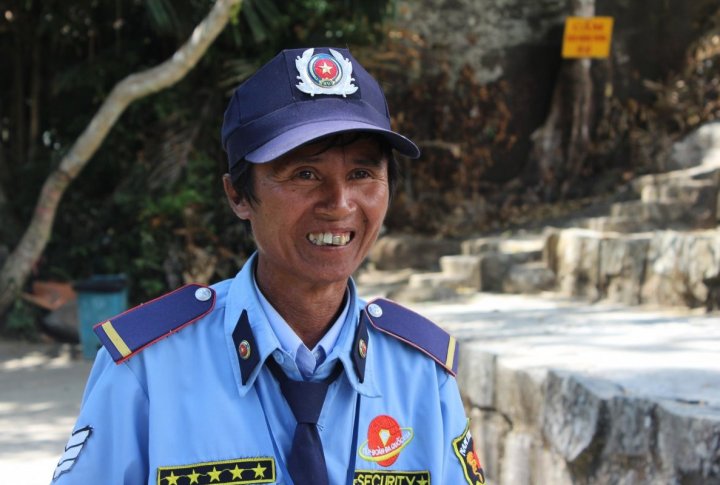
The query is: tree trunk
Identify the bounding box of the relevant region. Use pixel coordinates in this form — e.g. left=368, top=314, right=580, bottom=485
left=530, top=0, right=596, bottom=201
left=0, top=0, right=243, bottom=317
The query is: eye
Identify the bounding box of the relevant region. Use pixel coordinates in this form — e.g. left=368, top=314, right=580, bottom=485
left=350, top=169, right=372, bottom=180
left=294, top=169, right=318, bottom=180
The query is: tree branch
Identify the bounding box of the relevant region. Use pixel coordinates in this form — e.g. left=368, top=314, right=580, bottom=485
left=0, top=0, right=242, bottom=317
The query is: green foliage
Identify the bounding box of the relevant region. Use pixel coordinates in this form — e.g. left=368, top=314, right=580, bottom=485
left=1, top=0, right=396, bottom=310
left=2, top=300, right=40, bottom=341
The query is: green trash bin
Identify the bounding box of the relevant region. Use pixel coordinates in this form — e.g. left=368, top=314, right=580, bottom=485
left=74, top=275, right=128, bottom=360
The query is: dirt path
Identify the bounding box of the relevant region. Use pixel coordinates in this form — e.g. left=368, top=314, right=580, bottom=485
left=0, top=340, right=92, bottom=484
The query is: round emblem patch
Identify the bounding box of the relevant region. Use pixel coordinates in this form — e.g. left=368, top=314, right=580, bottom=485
left=307, top=53, right=342, bottom=88
left=358, top=415, right=414, bottom=466
left=238, top=340, right=251, bottom=360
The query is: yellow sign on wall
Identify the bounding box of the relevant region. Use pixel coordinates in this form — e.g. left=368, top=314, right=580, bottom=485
left=562, top=17, right=614, bottom=58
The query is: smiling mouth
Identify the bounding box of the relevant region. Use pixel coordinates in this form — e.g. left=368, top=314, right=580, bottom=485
left=307, top=232, right=353, bottom=246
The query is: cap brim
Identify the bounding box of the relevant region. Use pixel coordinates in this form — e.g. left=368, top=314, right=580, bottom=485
left=244, top=120, right=420, bottom=163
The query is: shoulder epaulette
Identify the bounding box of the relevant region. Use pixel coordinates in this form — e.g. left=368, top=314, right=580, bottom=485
left=93, top=284, right=216, bottom=364
left=364, top=298, right=459, bottom=376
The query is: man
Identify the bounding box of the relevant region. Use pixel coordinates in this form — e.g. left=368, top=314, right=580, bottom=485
left=52, top=47, right=486, bottom=485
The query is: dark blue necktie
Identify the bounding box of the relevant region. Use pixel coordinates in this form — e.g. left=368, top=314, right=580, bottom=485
left=266, top=357, right=341, bottom=485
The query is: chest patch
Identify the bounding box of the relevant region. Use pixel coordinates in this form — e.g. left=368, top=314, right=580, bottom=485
left=452, top=421, right=486, bottom=484
left=156, top=457, right=275, bottom=484
left=358, top=414, right=414, bottom=466
left=354, top=470, right=431, bottom=484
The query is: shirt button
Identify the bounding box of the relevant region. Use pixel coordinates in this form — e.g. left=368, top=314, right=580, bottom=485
left=272, top=350, right=285, bottom=364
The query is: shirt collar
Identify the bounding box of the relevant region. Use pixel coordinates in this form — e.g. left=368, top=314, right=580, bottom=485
left=253, top=273, right=349, bottom=376
left=224, top=252, right=380, bottom=397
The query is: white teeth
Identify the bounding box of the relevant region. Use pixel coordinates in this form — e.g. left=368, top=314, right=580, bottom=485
left=308, top=232, right=351, bottom=246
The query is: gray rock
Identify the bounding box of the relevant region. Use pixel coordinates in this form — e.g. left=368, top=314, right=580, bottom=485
left=368, top=235, right=461, bottom=271
left=503, top=262, right=556, bottom=294
left=671, top=121, right=720, bottom=170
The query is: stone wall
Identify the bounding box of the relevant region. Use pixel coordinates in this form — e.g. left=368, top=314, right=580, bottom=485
left=457, top=342, right=720, bottom=484
left=550, top=228, right=720, bottom=309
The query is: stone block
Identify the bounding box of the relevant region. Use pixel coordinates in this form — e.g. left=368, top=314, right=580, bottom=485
left=469, top=406, right=511, bottom=485
left=655, top=401, right=720, bottom=482
left=494, top=363, right=546, bottom=427
left=641, top=178, right=718, bottom=207
left=503, top=262, right=556, bottom=294
left=641, top=230, right=720, bottom=307
left=553, top=229, right=603, bottom=300
left=478, top=252, right=513, bottom=292
left=582, top=215, right=654, bottom=233
left=671, top=121, right=720, bottom=169
left=604, top=396, right=656, bottom=457
left=598, top=234, right=651, bottom=305
left=440, top=254, right=482, bottom=288
left=456, top=341, right=495, bottom=409
left=368, top=235, right=461, bottom=270
left=499, top=431, right=534, bottom=485
left=541, top=371, right=620, bottom=462
left=610, top=200, right=716, bottom=229
left=462, top=237, right=501, bottom=255
left=386, top=283, right=459, bottom=303
left=408, top=272, right=463, bottom=290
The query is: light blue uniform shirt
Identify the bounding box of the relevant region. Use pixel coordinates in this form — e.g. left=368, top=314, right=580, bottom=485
left=52, top=253, right=479, bottom=484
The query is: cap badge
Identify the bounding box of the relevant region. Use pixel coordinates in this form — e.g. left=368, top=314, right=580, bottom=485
left=295, top=48, right=358, bottom=97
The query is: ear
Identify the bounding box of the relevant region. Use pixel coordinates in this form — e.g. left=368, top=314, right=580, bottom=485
left=222, top=174, right=252, bottom=220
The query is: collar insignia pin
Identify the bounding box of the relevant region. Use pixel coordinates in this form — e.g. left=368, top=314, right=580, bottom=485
left=238, top=340, right=251, bottom=360
left=358, top=338, right=368, bottom=359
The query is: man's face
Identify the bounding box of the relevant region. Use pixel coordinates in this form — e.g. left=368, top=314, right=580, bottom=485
left=225, top=137, right=390, bottom=291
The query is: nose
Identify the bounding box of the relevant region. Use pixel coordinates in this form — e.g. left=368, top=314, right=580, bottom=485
left=316, top=177, right=354, bottom=218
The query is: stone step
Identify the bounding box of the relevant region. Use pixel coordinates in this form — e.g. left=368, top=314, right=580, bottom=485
left=640, top=178, right=718, bottom=205
left=408, top=271, right=466, bottom=290
left=462, top=236, right=544, bottom=261
left=631, top=164, right=720, bottom=194
left=439, top=255, right=482, bottom=287
left=579, top=216, right=657, bottom=233
left=503, top=261, right=556, bottom=294
left=609, top=200, right=716, bottom=228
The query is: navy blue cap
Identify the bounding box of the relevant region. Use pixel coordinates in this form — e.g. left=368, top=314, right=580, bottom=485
left=221, top=47, right=420, bottom=170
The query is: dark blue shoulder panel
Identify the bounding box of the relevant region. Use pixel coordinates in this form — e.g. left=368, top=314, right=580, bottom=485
left=93, top=284, right=215, bottom=363
left=364, top=298, right=459, bottom=376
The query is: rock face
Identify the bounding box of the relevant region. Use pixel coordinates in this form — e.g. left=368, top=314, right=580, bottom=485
left=457, top=343, right=720, bottom=484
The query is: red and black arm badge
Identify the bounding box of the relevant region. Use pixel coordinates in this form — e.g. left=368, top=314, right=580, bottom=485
left=93, top=284, right=215, bottom=364
left=364, top=298, right=459, bottom=376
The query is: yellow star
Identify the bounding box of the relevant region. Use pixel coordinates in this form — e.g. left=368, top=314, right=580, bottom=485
left=230, top=464, right=244, bottom=479
left=319, top=61, right=333, bottom=74
left=252, top=462, right=267, bottom=478
left=208, top=466, right=222, bottom=482
left=417, top=477, right=429, bottom=485
left=188, top=469, right=201, bottom=484
left=165, top=471, right=180, bottom=485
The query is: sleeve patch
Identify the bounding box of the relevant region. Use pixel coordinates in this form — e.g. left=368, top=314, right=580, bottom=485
left=364, top=298, right=459, bottom=375
left=53, top=426, right=92, bottom=481
left=452, top=420, right=486, bottom=485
